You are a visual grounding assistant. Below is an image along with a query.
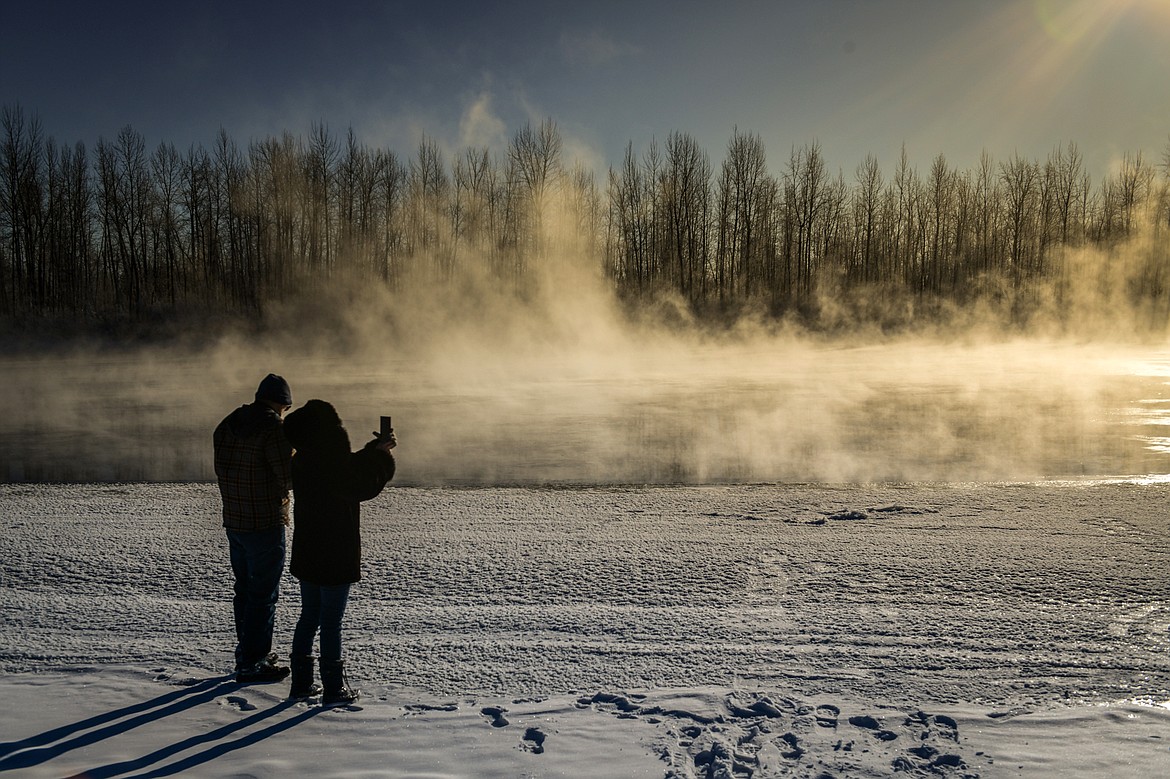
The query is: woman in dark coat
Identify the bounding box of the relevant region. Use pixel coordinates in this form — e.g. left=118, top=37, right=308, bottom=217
left=282, top=399, right=396, bottom=704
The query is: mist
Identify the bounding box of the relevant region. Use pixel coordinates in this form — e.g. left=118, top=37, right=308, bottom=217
left=3, top=226, right=1169, bottom=485
left=4, top=117, right=1170, bottom=484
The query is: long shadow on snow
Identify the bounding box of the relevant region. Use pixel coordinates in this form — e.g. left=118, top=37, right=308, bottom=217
left=0, top=675, right=237, bottom=770
left=80, top=700, right=324, bottom=778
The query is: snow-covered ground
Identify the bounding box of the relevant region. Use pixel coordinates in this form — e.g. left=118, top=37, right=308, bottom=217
left=3, top=481, right=1170, bottom=777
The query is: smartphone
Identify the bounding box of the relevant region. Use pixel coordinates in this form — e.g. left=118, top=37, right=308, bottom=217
left=380, top=415, right=393, bottom=439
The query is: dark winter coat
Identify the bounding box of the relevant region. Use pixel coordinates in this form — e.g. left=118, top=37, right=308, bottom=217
left=283, top=400, right=396, bottom=586
left=213, top=402, right=293, bottom=531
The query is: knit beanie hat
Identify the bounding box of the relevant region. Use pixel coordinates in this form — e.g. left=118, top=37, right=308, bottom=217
left=255, top=373, right=293, bottom=405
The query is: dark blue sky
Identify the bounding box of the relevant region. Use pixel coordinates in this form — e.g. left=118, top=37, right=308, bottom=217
left=3, top=0, right=1167, bottom=179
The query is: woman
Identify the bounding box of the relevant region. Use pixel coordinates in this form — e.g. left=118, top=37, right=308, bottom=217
left=282, top=399, right=396, bottom=704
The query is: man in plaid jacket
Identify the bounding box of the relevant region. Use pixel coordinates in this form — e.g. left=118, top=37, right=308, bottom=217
left=214, top=373, right=294, bottom=683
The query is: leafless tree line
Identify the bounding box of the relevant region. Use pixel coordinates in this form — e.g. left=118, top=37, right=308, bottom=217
left=3, top=104, right=1169, bottom=331
left=609, top=129, right=1170, bottom=327
left=0, top=106, right=591, bottom=322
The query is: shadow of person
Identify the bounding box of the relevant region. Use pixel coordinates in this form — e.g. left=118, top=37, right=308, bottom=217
left=0, top=674, right=237, bottom=770
left=78, top=699, right=324, bottom=779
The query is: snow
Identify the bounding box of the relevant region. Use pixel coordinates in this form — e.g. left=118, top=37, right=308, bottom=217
left=3, top=481, right=1170, bottom=777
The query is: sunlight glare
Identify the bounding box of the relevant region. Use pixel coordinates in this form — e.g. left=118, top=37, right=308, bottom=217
left=1034, top=0, right=1118, bottom=44
left=1036, top=0, right=1170, bottom=43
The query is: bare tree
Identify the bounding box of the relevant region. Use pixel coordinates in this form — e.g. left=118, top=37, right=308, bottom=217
left=508, top=118, right=563, bottom=265
left=1000, top=153, right=1040, bottom=290
left=94, top=126, right=154, bottom=313
left=249, top=133, right=303, bottom=295
left=785, top=142, right=828, bottom=299
left=53, top=140, right=92, bottom=312
left=662, top=131, right=712, bottom=304
left=924, top=153, right=957, bottom=294
left=717, top=129, right=769, bottom=301
left=852, top=154, right=884, bottom=284
left=0, top=106, right=46, bottom=312
left=452, top=145, right=496, bottom=269
left=406, top=136, right=450, bottom=276
left=565, top=160, right=603, bottom=266
left=213, top=129, right=255, bottom=306
left=150, top=142, right=184, bottom=307
left=1042, top=143, right=1087, bottom=248
left=607, top=142, right=651, bottom=292
left=375, top=148, right=407, bottom=284
left=305, top=123, right=338, bottom=274
left=1114, top=151, right=1156, bottom=237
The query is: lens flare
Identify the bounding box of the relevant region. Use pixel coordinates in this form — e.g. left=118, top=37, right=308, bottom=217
left=1036, top=0, right=1170, bottom=44
left=1034, top=0, right=1114, bottom=44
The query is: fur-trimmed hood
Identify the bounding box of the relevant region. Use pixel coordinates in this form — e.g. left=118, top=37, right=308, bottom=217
left=283, top=399, right=350, bottom=463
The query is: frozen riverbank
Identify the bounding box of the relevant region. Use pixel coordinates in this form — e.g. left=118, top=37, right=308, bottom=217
left=3, top=482, right=1170, bottom=776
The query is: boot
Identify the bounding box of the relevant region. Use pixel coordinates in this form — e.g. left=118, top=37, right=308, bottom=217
left=236, top=654, right=290, bottom=684
left=288, top=654, right=322, bottom=699
left=319, top=658, right=359, bottom=706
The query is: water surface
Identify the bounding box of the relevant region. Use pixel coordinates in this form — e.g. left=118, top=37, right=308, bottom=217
left=2, top=339, right=1168, bottom=483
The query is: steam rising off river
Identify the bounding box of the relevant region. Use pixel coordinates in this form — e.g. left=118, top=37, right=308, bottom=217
left=2, top=336, right=1169, bottom=484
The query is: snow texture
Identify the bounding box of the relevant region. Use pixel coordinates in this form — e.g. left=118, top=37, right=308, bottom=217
left=3, top=482, right=1170, bottom=777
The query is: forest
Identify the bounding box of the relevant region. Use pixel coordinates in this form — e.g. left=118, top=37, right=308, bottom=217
left=2, top=103, right=1169, bottom=336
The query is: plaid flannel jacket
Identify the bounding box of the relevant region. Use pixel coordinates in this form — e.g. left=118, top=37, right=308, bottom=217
left=214, top=403, right=293, bottom=531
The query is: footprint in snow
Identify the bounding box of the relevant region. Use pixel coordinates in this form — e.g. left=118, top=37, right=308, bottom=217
left=905, top=710, right=960, bottom=743
left=325, top=704, right=363, bottom=713
left=577, top=691, right=645, bottom=715
left=900, top=745, right=966, bottom=773
left=987, top=706, right=1032, bottom=720
left=848, top=714, right=880, bottom=729
left=692, top=741, right=735, bottom=773
left=520, top=727, right=546, bottom=754
left=815, top=704, right=840, bottom=728
left=727, top=692, right=791, bottom=719
left=481, top=705, right=510, bottom=727
left=931, top=713, right=960, bottom=743
left=676, top=724, right=703, bottom=746
left=848, top=714, right=898, bottom=741
left=404, top=702, right=459, bottom=715
left=777, top=731, right=804, bottom=760
left=223, top=695, right=257, bottom=712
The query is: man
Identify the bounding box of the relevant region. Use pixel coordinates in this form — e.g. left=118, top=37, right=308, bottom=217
left=214, top=373, right=294, bottom=683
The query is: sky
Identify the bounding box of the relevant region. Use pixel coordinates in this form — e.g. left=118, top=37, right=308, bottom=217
left=2, top=0, right=1169, bottom=182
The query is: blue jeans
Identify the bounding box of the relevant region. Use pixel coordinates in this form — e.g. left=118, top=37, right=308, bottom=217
left=226, top=526, right=286, bottom=669
left=292, top=581, right=351, bottom=663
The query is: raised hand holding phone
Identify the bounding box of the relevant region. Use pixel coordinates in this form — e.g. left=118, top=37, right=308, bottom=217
left=373, top=415, right=397, bottom=451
